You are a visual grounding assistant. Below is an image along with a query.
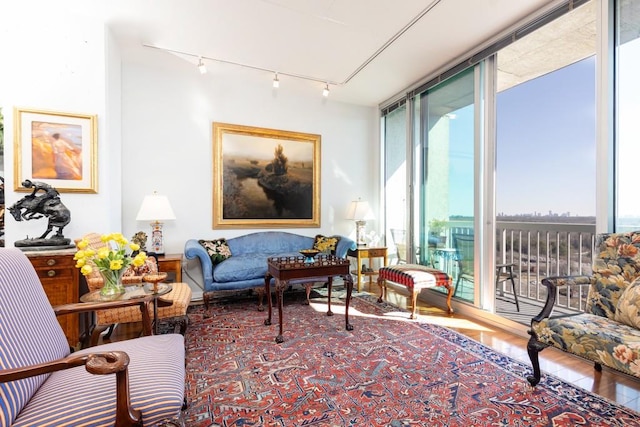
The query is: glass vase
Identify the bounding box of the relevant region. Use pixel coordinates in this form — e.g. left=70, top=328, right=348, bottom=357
left=100, top=269, right=126, bottom=298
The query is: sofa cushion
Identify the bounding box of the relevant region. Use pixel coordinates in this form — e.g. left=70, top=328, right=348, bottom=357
left=313, top=234, right=341, bottom=254
left=214, top=252, right=299, bottom=283
left=533, top=312, right=640, bottom=379
left=615, top=277, right=640, bottom=328
left=227, top=232, right=314, bottom=256
left=199, top=238, right=232, bottom=266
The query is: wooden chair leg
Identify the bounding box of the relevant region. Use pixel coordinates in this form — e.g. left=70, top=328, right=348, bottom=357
left=509, top=275, right=520, bottom=312
left=90, top=324, right=110, bottom=347
left=177, top=315, right=189, bottom=335
left=103, top=323, right=117, bottom=339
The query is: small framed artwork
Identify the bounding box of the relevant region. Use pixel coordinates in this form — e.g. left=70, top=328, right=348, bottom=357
left=212, top=122, right=321, bottom=228
left=13, top=107, right=98, bottom=193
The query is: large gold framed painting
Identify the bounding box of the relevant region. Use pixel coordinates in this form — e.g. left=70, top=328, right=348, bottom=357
left=212, top=123, right=320, bottom=228
left=13, top=107, right=97, bottom=193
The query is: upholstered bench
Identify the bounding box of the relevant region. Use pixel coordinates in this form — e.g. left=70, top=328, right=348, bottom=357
left=377, top=264, right=453, bottom=319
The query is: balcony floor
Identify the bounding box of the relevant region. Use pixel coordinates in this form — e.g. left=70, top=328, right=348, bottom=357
left=453, top=286, right=578, bottom=325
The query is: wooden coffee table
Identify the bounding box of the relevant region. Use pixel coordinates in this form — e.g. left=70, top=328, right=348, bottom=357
left=264, top=254, right=354, bottom=343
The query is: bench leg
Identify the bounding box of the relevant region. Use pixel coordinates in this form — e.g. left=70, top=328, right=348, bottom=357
left=410, top=290, right=418, bottom=319
left=444, top=283, right=454, bottom=314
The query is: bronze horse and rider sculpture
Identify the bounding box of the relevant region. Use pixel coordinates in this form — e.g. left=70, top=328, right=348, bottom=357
left=9, top=180, right=72, bottom=248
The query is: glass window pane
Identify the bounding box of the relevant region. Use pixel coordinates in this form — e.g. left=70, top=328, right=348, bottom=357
left=384, top=105, right=408, bottom=264
left=418, top=67, right=475, bottom=303
left=616, top=0, right=640, bottom=231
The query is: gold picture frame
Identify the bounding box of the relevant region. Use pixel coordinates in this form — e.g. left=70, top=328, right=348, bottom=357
left=13, top=107, right=97, bottom=193
left=213, top=122, right=321, bottom=228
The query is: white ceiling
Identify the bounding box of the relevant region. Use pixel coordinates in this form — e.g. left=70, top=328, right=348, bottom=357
left=81, top=0, right=558, bottom=106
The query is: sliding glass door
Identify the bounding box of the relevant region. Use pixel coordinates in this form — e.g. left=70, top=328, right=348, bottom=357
left=415, top=67, right=477, bottom=303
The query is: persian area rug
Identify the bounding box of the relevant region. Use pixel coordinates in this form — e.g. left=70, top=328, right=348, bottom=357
left=178, top=291, right=640, bottom=427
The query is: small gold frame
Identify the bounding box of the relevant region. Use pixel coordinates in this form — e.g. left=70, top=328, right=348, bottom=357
left=13, top=107, right=98, bottom=193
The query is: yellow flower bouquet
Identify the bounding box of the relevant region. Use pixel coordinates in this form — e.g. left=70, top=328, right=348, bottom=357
left=74, top=232, right=147, bottom=297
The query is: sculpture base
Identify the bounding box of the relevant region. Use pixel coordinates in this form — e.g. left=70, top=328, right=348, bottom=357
left=15, top=238, right=73, bottom=250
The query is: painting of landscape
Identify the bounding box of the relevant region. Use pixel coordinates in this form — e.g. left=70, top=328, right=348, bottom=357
left=212, top=123, right=320, bottom=228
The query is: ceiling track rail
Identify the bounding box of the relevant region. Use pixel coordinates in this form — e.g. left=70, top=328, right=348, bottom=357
left=143, top=0, right=443, bottom=88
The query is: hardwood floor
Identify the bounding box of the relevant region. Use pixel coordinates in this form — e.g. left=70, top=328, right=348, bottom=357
left=104, top=283, right=640, bottom=413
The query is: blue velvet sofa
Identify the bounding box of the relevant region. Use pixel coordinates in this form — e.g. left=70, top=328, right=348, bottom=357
left=184, top=231, right=356, bottom=309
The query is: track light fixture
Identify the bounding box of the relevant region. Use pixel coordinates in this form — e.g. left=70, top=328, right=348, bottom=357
left=145, top=44, right=343, bottom=97
left=197, top=57, right=207, bottom=74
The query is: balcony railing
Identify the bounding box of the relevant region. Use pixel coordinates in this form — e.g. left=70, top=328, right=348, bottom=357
left=391, top=220, right=596, bottom=315
left=495, top=221, right=596, bottom=312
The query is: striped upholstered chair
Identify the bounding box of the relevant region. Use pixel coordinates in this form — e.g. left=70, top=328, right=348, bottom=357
left=0, top=248, right=186, bottom=426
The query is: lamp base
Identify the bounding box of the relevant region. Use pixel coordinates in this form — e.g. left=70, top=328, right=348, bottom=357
left=149, top=221, right=165, bottom=255
left=355, top=220, right=367, bottom=246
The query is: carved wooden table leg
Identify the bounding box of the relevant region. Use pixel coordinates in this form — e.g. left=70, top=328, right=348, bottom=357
left=326, top=277, right=333, bottom=316
left=264, top=273, right=273, bottom=326
left=344, top=274, right=354, bottom=331
left=275, top=279, right=287, bottom=343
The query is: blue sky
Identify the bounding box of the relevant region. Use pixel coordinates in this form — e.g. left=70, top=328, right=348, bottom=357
left=495, top=57, right=596, bottom=216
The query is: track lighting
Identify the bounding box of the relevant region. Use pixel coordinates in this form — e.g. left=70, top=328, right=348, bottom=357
left=197, top=57, right=207, bottom=74
left=145, top=45, right=341, bottom=96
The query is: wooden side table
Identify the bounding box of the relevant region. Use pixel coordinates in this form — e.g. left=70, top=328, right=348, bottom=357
left=347, top=246, right=388, bottom=292
left=155, top=253, right=182, bottom=282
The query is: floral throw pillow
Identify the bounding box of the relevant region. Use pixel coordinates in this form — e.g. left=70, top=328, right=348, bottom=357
left=313, top=235, right=341, bottom=255
left=614, top=277, right=640, bottom=329
left=198, top=238, right=232, bottom=266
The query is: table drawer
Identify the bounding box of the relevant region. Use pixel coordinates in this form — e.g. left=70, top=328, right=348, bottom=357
left=34, top=267, right=74, bottom=280
left=29, top=255, right=75, bottom=269
left=363, top=248, right=386, bottom=257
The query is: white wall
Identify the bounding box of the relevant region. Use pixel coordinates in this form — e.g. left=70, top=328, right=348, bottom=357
left=1, top=5, right=123, bottom=245
left=119, top=56, right=379, bottom=296
left=0, top=6, right=380, bottom=299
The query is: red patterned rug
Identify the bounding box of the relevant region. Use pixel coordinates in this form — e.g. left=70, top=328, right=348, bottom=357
left=177, top=291, right=640, bottom=426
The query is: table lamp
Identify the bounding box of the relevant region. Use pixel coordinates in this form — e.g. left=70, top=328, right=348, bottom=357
left=136, top=191, right=176, bottom=255
left=346, top=199, right=374, bottom=246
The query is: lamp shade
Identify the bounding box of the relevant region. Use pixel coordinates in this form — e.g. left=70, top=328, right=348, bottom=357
left=346, top=200, right=374, bottom=221
left=136, top=192, right=176, bottom=221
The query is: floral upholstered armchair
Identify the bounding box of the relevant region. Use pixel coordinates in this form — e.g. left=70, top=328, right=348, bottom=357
left=527, top=231, right=640, bottom=386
